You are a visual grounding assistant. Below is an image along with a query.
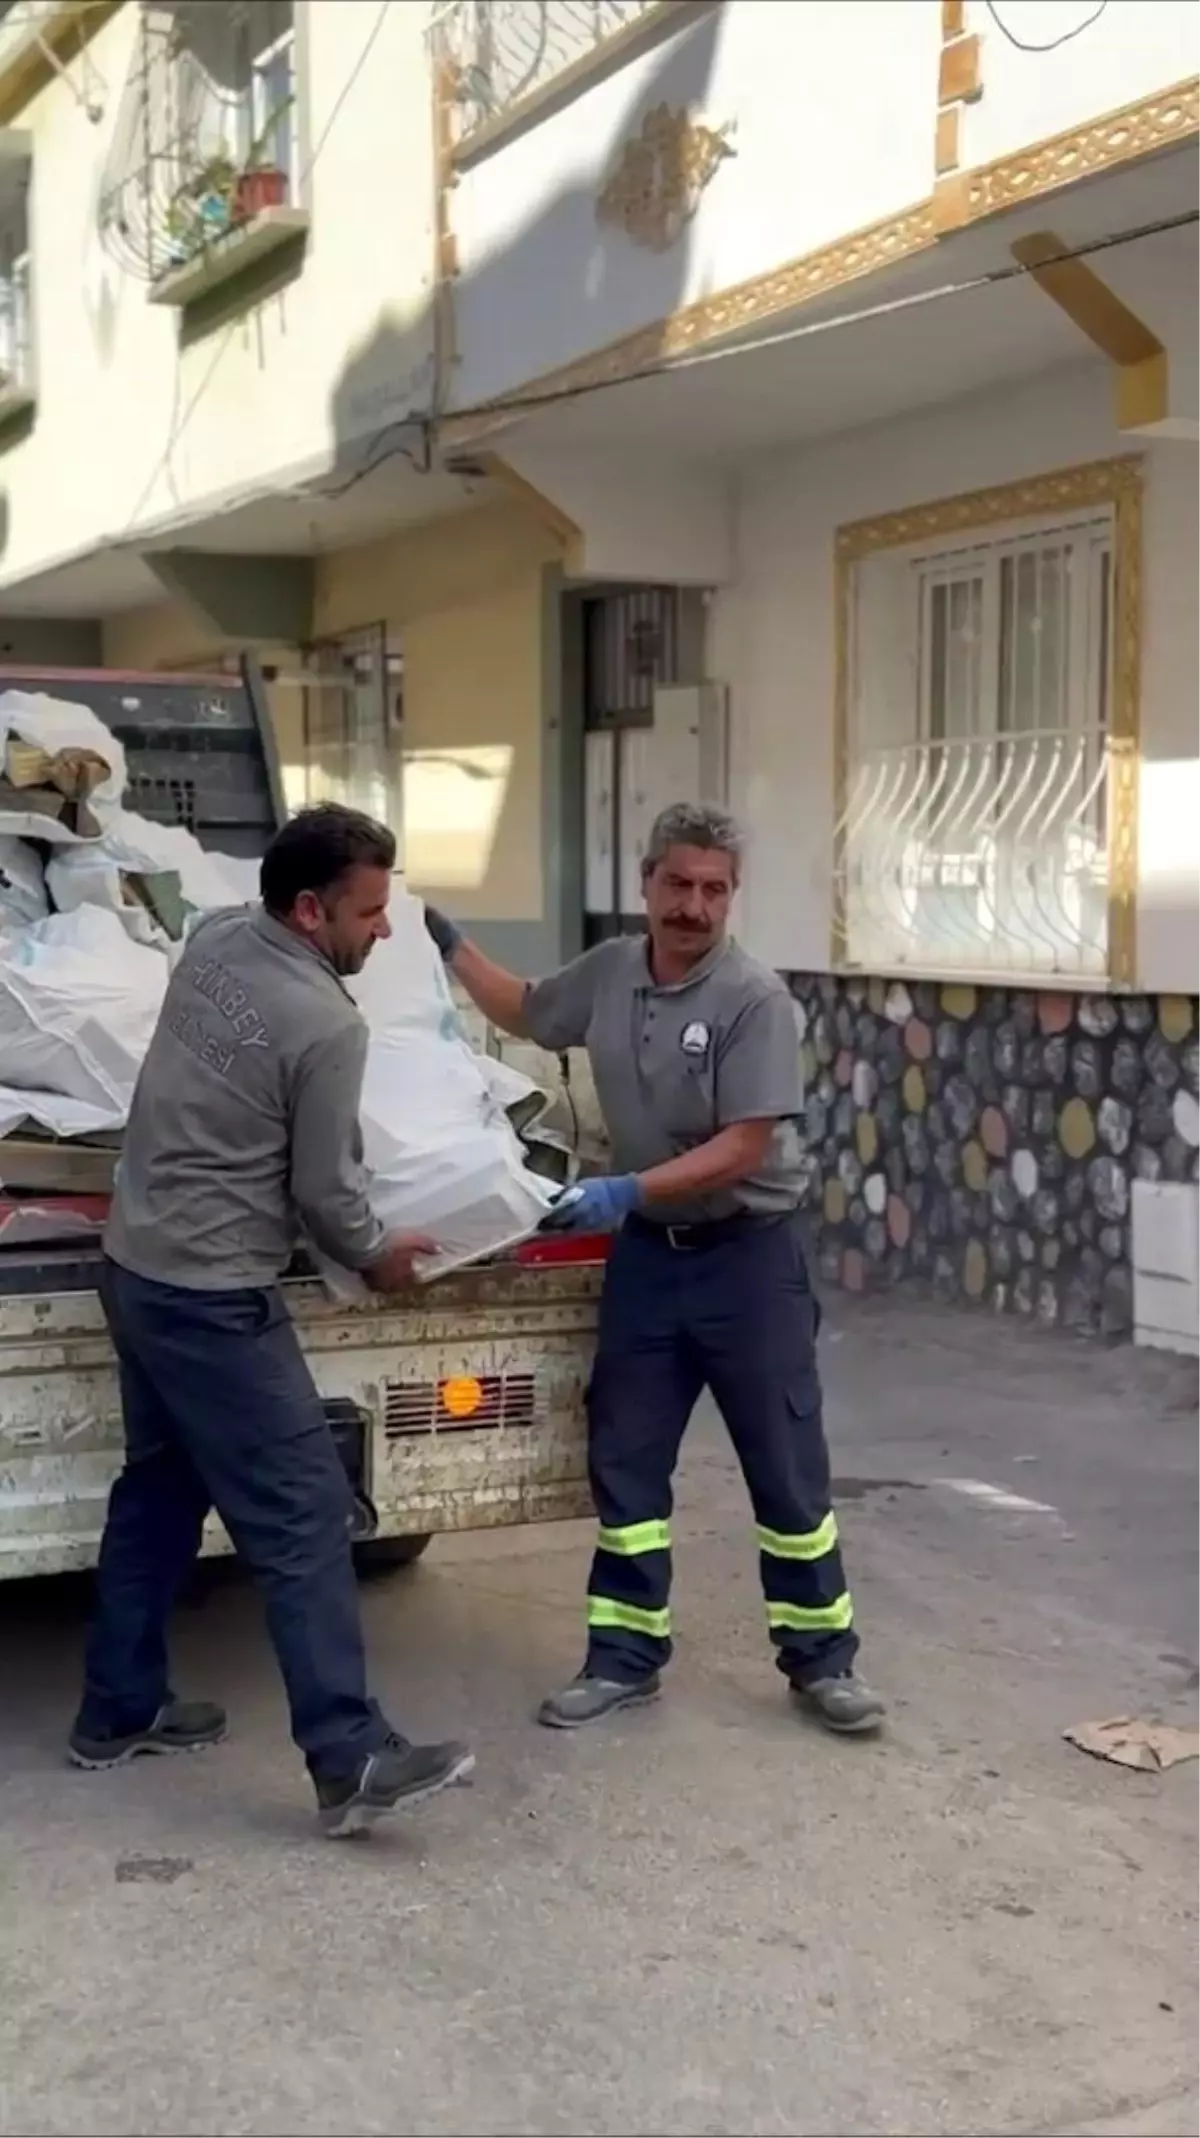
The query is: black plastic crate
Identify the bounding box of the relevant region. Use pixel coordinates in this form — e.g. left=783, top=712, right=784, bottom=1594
left=0, top=655, right=286, bottom=859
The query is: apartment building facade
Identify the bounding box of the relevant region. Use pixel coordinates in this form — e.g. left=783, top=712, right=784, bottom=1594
left=0, top=0, right=1197, bottom=1340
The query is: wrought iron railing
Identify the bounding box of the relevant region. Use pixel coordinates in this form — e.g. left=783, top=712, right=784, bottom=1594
left=428, top=0, right=665, bottom=142
left=98, top=0, right=297, bottom=286
left=832, top=728, right=1113, bottom=981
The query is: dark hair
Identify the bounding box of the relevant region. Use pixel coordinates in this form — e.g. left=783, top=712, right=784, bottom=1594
left=260, top=804, right=396, bottom=916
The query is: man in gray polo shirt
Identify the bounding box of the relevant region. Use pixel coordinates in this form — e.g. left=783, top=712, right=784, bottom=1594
left=71, top=805, right=473, bottom=1836
left=424, top=801, right=883, bottom=1735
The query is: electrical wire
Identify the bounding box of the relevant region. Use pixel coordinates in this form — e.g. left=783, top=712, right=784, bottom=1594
left=116, top=0, right=396, bottom=538
left=114, top=16, right=1189, bottom=534
left=442, top=207, right=1198, bottom=428
left=984, top=1, right=1109, bottom=53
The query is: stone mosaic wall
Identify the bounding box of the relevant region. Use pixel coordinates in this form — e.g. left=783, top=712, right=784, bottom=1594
left=788, top=976, right=1200, bottom=1337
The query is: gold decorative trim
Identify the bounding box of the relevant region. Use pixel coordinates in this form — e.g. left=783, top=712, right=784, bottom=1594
left=935, top=75, right=1199, bottom=231
left=1010, top=229, right=1169, bottom=436
left=431, top=58, right=462, bottom=404
left=440, top=197, right=939, bottom=443
left=596, top=103, right=734, bottom=253
left=832, top=457, right=1144, bottom=987
left=440, top=80, right=1196, bottom=444
left=934, top=0, right=983, bottom=183
left=835, top=454, right=1142, bottom=559
left=938, top=31, right=981, bottom=108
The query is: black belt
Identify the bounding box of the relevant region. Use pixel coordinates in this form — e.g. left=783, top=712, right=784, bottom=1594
left=625, top=1210, right=793, bottom=1253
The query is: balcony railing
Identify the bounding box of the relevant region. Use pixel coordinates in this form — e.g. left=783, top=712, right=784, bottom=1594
left=429, top=0, right=667, bottom=145
left=98, top=0, right=303, bottom=295
left=833, top=728, right=1114, bottom=982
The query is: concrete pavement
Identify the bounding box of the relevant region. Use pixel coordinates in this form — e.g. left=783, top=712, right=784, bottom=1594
left=1, top=1296, right=1196, bottom=2137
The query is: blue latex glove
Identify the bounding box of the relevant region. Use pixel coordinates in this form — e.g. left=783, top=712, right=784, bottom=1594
left=540, top=1175, right=642, bottom=1235
left=423, top=904, right=462, bottom=960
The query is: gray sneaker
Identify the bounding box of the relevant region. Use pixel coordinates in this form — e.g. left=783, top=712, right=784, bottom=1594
left=795, top=1672, right=886, bottom=1735
left=68, top=1697, right=227, bottom=1769
left=537, top=1671, right=661, bottom=1729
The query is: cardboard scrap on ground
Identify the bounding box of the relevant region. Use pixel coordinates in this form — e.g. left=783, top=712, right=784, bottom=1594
left=1064, top=1715, right=1200, bottom=1773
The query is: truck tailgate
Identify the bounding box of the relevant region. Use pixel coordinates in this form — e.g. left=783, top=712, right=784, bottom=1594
left=0, top=1252, right=605, bottom=1581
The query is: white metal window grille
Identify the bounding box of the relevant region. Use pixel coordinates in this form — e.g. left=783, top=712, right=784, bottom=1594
left=837, top=509, right=1115, bottom=982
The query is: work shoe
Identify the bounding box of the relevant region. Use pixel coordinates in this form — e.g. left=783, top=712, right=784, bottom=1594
left=68, top=1697, right=227, bottom=1770
left=793, top=1671, right=886, bottom=1735
left=537, top=1671, right=661, bottom=1729
left=315, top=1734, right=475, bottom=1839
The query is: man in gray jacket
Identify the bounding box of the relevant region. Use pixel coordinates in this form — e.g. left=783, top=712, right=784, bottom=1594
left=70, top=805, right=473, bottom=1836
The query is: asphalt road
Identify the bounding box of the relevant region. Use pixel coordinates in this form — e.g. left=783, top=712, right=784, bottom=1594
left=2, top=1297, right=1196, bottom=2137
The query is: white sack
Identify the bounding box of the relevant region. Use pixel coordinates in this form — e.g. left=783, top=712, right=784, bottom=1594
left=0, top=837, right=49, bottom=929
left=48, top=812, right=262, bottom=949
left=0, top=689, right=127, bottom=844
left=95, top=809, right=261, bottom=913
left=318, top=893, right=557, bottom=1289
left=0, top=907, right=169, bottom=1134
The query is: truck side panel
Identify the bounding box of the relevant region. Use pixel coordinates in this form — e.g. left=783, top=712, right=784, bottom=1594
left=0, top=1266, right=600, bottom=1581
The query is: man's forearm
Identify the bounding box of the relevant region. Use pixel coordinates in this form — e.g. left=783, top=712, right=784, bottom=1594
left=447, top=938, right=530, bottom=1038
left=635, top=1122, right=776, bottom=1207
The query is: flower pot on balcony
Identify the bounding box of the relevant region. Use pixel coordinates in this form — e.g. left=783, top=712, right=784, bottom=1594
left=234, top=166, right=288, bottom=222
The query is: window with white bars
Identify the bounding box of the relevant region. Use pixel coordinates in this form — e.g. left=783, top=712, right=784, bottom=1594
left=837, top=508, right=1115, bottom=982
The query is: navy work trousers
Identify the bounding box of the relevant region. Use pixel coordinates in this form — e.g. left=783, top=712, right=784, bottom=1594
left=76, top=1258, right=389, bottom=1780
left=583, top=1213, right=859, bottom=1689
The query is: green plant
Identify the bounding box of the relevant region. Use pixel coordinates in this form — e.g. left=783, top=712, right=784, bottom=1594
left=242, top=93, right=294, bottom=173
left=165, top=151, right=237, bottom=256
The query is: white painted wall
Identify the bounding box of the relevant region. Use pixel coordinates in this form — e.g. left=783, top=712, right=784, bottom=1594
left=0, top=0, right=436, bottom=586
left=500, top=439, right=735, bottom=583
left=714, top=358, right=1199, bottom=994
left=450, top=0, right=943, bottom=411
left=962, top=1, right=1199, bottom=170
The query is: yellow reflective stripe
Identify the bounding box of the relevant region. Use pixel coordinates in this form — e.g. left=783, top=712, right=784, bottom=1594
left=588, top=1596, right=671, bottom=1639
left=765, top=1593, right=854, bottom=1633
left=597, top=1520, right=671, bottom=1556
left=757, top=1514, right=839, bottom=1562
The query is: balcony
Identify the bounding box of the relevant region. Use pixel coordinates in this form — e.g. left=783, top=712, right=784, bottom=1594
left=98, top=0, right=307, bottom=309
left=428, top=0, right=677, bottom=151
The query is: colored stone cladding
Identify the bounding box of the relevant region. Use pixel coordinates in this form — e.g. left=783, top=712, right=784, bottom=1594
left=787, top=976, right=1199, bottom=1337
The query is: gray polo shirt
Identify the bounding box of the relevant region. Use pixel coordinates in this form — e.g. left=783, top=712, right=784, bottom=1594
left=106, top=905, right=386, bottom=1290
left=524, top=936, right=803, bottom=1224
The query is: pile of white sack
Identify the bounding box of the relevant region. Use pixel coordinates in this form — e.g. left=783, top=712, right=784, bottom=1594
left=0, top=686, right=563, bottom=1281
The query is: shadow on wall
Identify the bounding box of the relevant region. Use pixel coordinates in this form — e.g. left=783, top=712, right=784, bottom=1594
left=442, top=2, right=725, bottom=411
left=326, top=1, right=723, bottom=488
left=314, top=8, right=722, bottom=919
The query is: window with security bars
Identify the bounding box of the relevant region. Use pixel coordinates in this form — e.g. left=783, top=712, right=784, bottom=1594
left=837, top=509, right=1115, bottom=982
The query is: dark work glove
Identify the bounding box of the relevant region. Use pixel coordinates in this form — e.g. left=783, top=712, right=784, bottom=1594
left=423, top=903, right=462, bottom=961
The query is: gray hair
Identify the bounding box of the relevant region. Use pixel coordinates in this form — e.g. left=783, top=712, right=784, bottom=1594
left=642, top=801, right=744, bottom=883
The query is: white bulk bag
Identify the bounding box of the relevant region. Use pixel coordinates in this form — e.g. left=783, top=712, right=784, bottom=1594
left=0, top=906, right=169, bottom=1135
left=0, top=837, right=49, bottom=929
left=318, top=891, right=558, bottom=1289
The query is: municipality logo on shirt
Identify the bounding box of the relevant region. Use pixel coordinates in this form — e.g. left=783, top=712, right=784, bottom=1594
left=680, top=1020, right=710, bottom=1057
